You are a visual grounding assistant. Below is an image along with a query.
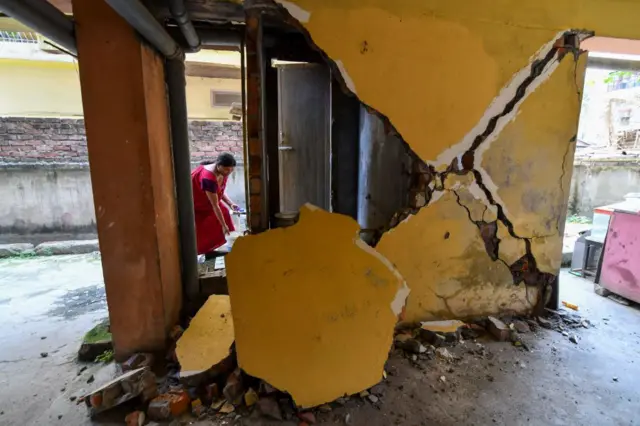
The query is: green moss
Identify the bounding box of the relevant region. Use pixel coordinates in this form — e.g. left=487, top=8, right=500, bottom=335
left=83, top=319, right=112, bottom=344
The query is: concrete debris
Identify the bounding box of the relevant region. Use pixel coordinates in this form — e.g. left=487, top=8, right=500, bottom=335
left=439, top=376, right=446, bottom=383
left=435, top=347, right=455, bottom=362
left=420, top=320, right=465, bottom=334
left=223, top=368, right=245, bottom=404
left=418, top=328, right=447, bottom=347
left=367, top=394, right=380, bottom=404
left=146, top=401, right=170, bottom=420
left=122, top=353, right=154, bottom=372
left=40, top=352, right=48, bottom=358
left=259, top=381, right=277, bottom=395
left=205, top=383, right=220, bottom=402
left=370, top=383, right=386, bottom=396
left=537, top=317, right=553, bottom=329
left=335, top=397, right=347, bottom=405
left=359, top=390, right=370, bottom=398
left=147, top=389, right=190, bottom=420
left=84, top=367, right=157, bottom=416
left=613, top=377, right=619, bottom=382
left=210, top=399, right=226, bottom=412
left=569, top=335, right=578, bottom=344
left=394, top=334, right=427, bottom=354
left=257, top=397, right=282, bottom=420
left=318, top=403, right=332, bottom=412
left=512, top=320, right=530, bottom=333
left=191, top=399, right=206, bottom=417
left=487, top=316, right=510, bottom=341
left=176, top=295, right=235, bottom=376
left=298, top=411, right=316, bottom=424
left=219, top=401, right=235, bottom=414
left=244, top=388, right=258, bottom=407
left=125, top=411, right=145, bottom=426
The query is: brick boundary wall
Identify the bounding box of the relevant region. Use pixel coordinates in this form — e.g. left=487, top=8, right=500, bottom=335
left=0, top=117, right=243, bottom=164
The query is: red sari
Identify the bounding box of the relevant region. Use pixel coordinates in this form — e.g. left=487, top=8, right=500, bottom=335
left=191, top=165, right=235, bottom=254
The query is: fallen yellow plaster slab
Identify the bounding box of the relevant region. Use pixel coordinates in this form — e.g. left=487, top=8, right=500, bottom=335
left=226, top=205, right=408, bottom=408
left=176, top=295, right=235, bottom=375
left=421, top=320, right=465, bottom=334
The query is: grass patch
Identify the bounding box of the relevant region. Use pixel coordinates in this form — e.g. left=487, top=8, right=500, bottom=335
left=83, top=319, right=112, bottom=344
left=567, top=215, right=591, bottom=224
left=95, top=349, right=114, bottom=363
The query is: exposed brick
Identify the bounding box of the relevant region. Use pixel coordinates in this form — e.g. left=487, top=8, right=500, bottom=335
left=0, top=117, right=242, bottom=163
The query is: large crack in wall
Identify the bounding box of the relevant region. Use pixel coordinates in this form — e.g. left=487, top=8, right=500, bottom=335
left=264, top=1, right=589, bottom=313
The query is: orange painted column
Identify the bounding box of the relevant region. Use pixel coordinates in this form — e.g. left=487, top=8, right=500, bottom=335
left=72, top=0, right=182, bottom=358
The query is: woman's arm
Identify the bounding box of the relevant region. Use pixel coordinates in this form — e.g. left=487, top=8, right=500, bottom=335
left=206, top=192, right=230, bottom=235
left=221, top=193, right=240, bottom=211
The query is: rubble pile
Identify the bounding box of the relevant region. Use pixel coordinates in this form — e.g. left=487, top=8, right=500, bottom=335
left=393, top=308, right=592, bottom=360
left=78, top=305, right=592, bottom=423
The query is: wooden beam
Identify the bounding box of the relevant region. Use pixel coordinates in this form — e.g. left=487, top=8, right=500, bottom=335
left=73, top=0, right=182, bottom=359
left=245, top=4, right=268, bottom=232
left=185, top=62, right=241, bottom=79
left=49, top=0, right=72, bottom=14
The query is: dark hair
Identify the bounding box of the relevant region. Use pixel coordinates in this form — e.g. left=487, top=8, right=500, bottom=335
left=216, top=152, right=237, bottom=167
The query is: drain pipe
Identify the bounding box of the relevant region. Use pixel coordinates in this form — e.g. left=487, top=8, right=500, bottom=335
left=166, top=59, right=199, bottom=301
left=0, top=0, right=76, bottom=55
left=168, top=0, right=200, bottom=51
left=104, top=0, right=182, bottom=59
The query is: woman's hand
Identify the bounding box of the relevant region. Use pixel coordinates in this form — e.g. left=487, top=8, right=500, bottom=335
left=231, top=203, right=241, bottom=212
left=223, top=224, right=231, bottom=236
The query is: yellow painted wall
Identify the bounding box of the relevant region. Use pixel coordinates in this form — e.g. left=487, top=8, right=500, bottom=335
left=0, top=59, right=240, bottom=119
left=266, top=0, right=610, bottom=321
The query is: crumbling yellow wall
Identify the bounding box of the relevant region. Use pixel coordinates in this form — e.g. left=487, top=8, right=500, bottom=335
left=270, top=0, right=613, bottom=321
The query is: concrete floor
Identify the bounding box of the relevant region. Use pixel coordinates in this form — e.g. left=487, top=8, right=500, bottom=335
left=1, top=256, right=640, bottom=426
left=0, top=254, right=108, bottom=426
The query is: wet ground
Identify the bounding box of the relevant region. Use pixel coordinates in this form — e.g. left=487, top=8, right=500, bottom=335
left=0, top=254, right=107, bottom=426
left=1, top=258, right=640, bottom=426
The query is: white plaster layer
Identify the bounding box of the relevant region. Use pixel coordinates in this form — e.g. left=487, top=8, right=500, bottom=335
left=335, top=60, right=357, bottom=94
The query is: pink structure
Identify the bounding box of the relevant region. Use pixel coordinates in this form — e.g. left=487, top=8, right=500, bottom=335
left=600, top=211, right=640, bottom=303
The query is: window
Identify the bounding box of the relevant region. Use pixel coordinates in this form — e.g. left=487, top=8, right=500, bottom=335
left=211, top=91, right=242, bottom=107
left=0, top=31, right=38, bottom=44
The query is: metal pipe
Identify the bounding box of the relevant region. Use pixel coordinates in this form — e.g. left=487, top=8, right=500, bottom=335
left=165, top=59, right=199, bottom=300
left=104, top=0, right=182, bottom=60
left=0, top=0, right=76, bottom=55
left=240, top=36, right=250, bottom=227
left=199, top=29, right=242, bottom=49
left=168, top=0, right=200, bottom=51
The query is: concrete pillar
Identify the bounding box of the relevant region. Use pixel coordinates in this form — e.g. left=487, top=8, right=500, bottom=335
left=72, top=0, right=182, bottom=358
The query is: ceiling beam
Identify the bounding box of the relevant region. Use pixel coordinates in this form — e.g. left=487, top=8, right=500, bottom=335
left=185, top=61, right=240, bottom=79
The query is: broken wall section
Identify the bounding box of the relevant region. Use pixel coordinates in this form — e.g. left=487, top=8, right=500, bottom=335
left=269, top=0, right=589, bottom=321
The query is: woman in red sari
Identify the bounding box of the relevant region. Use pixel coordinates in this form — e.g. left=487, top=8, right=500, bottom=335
left=191, top=153, right=239, bottom=254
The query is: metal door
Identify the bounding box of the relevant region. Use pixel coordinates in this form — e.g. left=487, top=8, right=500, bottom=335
left=277, top=63, right=331, bottom=212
